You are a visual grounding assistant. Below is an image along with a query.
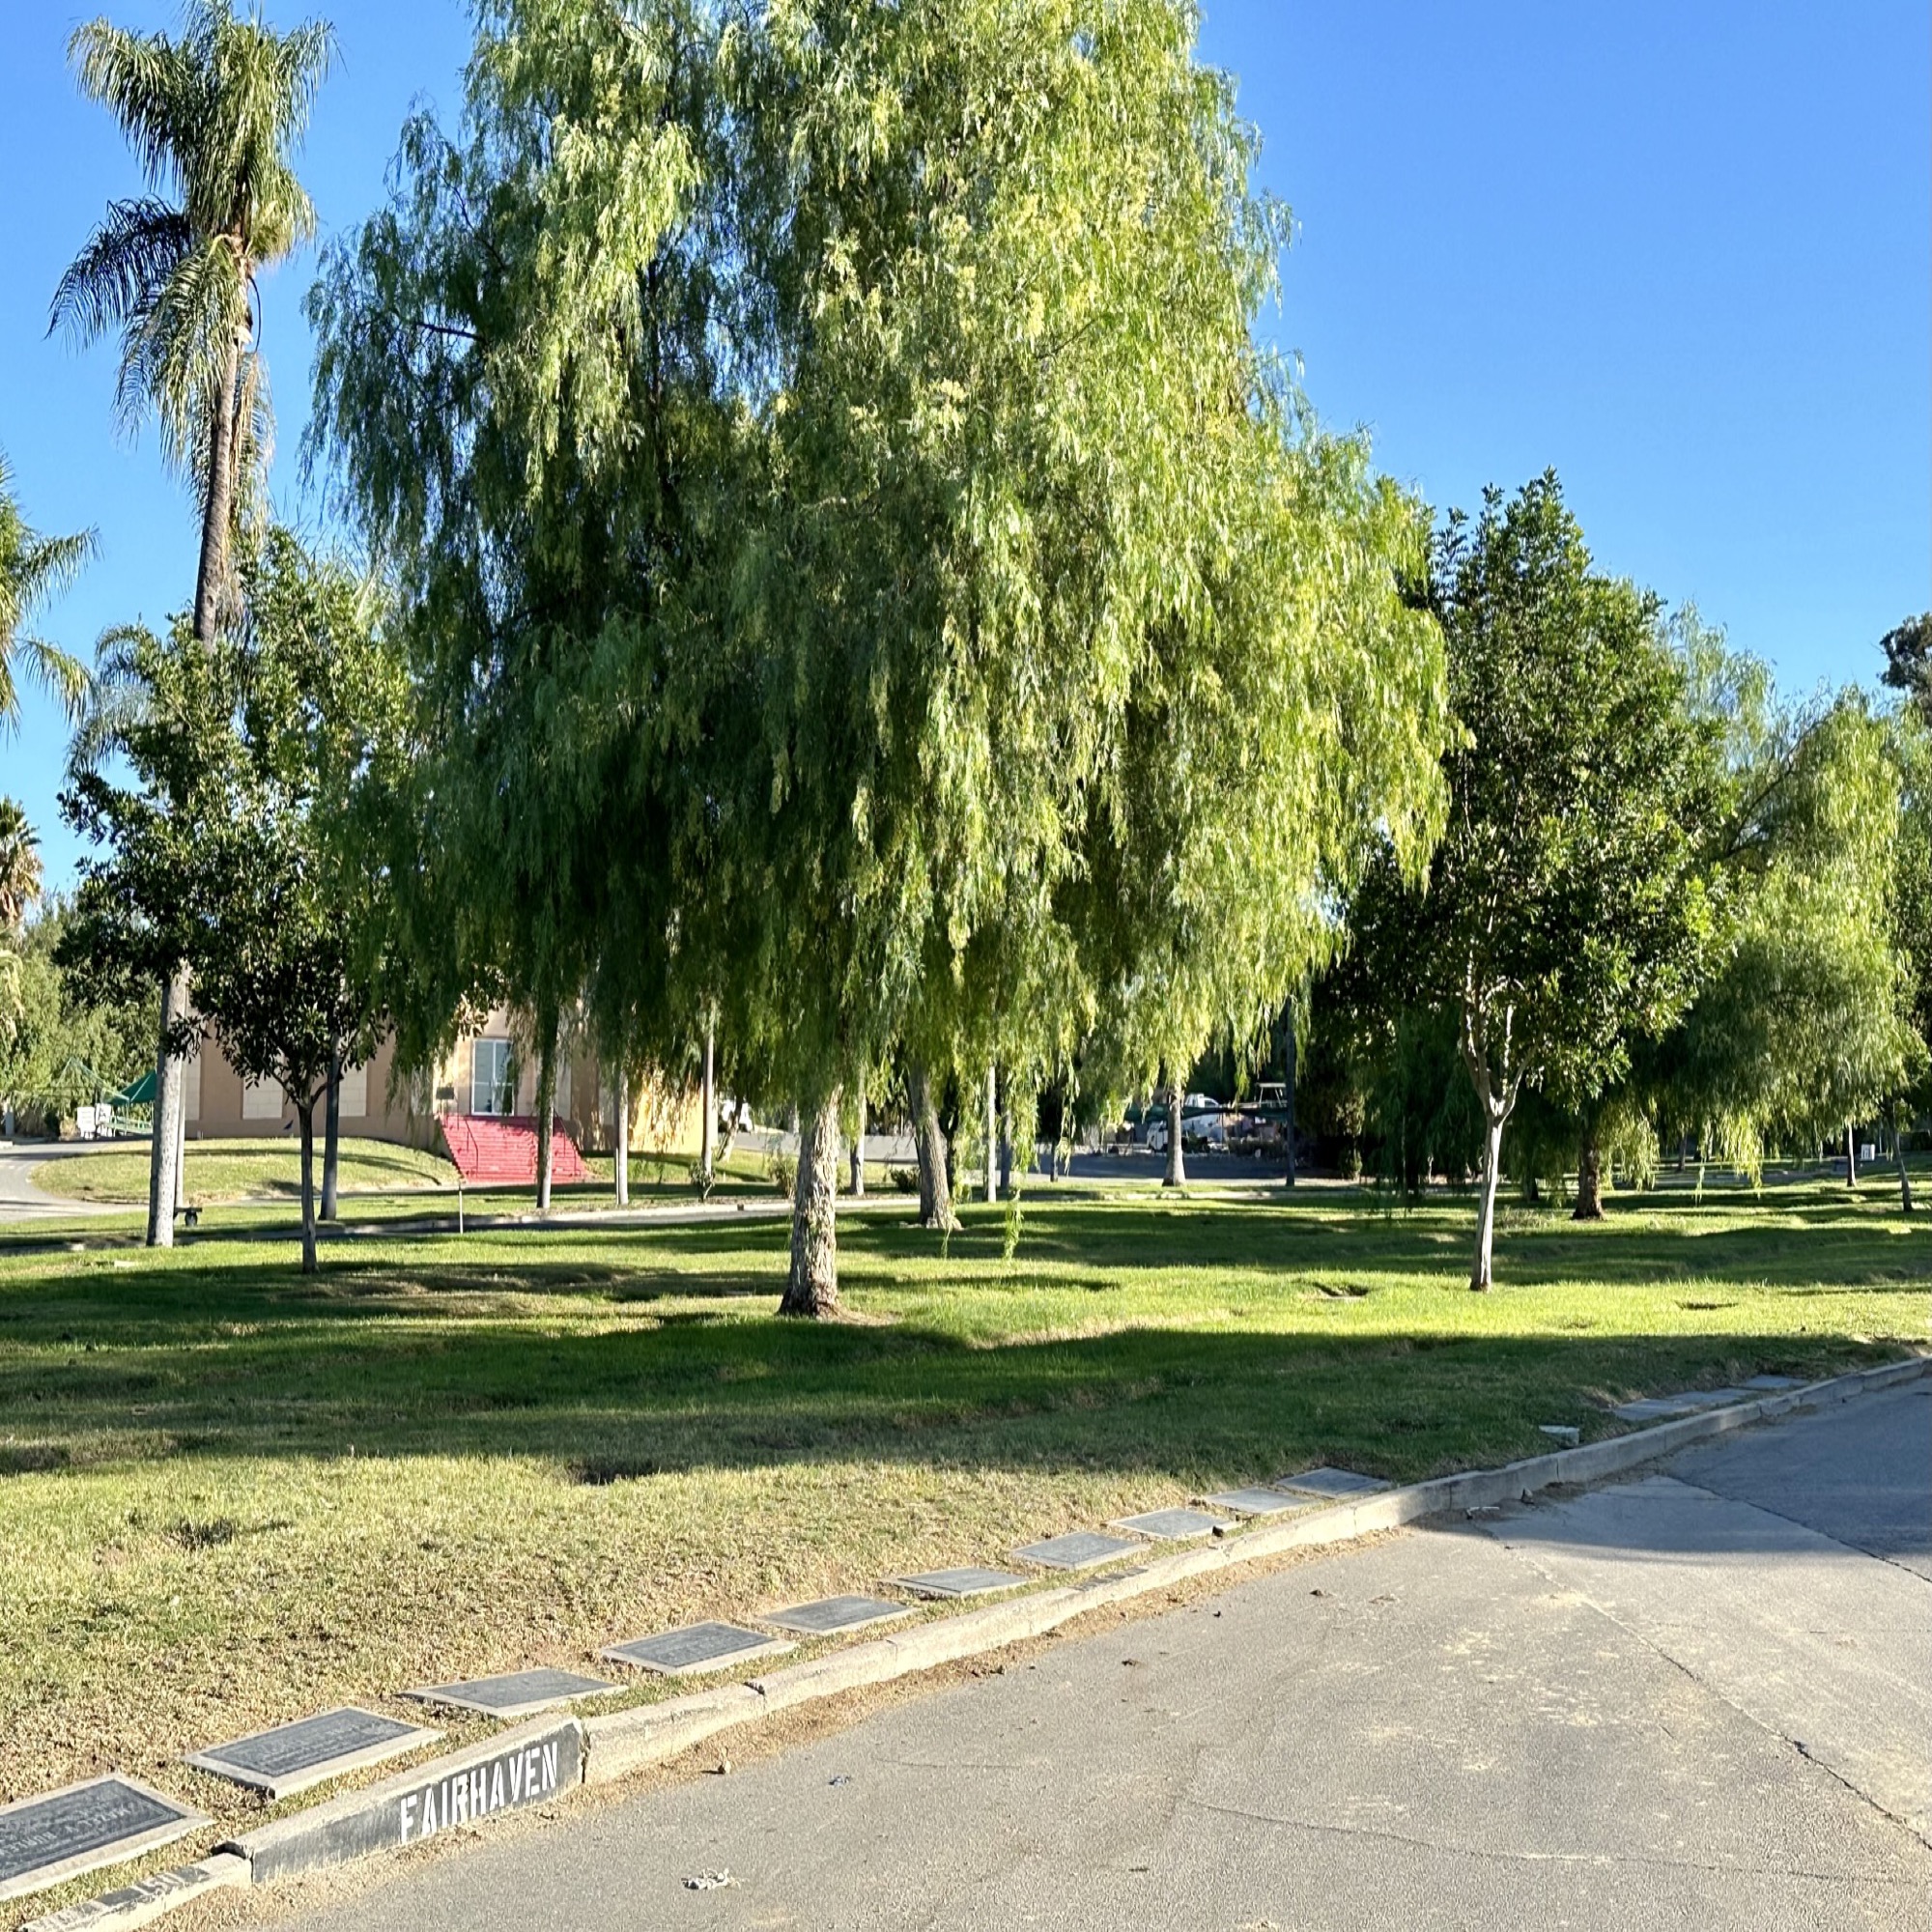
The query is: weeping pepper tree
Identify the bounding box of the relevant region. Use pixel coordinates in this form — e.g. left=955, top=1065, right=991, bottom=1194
left=307, top=0, right=733, bottom=1200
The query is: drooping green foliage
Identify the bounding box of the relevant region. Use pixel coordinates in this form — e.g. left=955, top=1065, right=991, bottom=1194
left=308, top=0, right=1452, bottom=1304
left=1880, top=612, right=1932, bottom=727
left=1662, top=689, right=1924, bottom=1179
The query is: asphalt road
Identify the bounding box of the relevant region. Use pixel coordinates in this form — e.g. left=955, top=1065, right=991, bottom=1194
left=274, top=1383, right=1931, bottom=1932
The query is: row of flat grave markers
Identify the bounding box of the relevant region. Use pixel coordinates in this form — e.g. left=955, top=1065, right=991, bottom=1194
left=0, top=1465, right=1389, bottom=1904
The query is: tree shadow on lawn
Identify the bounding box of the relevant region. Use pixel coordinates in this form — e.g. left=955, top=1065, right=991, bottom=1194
left=0, top=1268, right=1917, bottom=1502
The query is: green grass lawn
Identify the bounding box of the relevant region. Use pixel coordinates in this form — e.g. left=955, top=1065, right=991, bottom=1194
left=33, top=1135, right=459, bottom=1204
left=0, top=1178, right=1923, bottom=1916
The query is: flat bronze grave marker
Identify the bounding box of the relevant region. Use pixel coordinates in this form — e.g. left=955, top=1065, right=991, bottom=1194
left=1273, top=1466, right=1393, bottom=1500
left=185, top=1708, right=440, bottom=1800
left=406, top=1669, right=619, bottom=1719
left=1011, top=1531, right=1141, bottom=1571
left=761, top=1595, right=908, bottom=1637
left=891, top=1567, right=1028, bottom=1599
left=1110, top=1507, right=1233, bottom=1540
left=601, top=1622, right=793, bottom=1677
left=0, top=1775, right=206, bottom=1905
left=1202, top=1486, right=1314, bottom=1518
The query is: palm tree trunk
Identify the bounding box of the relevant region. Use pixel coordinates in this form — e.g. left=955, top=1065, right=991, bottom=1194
left=146, top=967, right=189, bottom=1248
left=910, top=1061, right=956, bottom=1230
left=193, top=333, right=243, bottom=644
left=781, top=1093, right=840, bottom=1317
left=850, top=1089, right=866, bottom=1197
left=1164, top=1079, right=1186, bottom=1188
left=613, top=1065, right=631, bottom=1206
left=699, top=1014, right=716, bottom=1188
left=321, top=1054, right=341, bottom=1221
left=297, top=1094, right=319, bottom=1275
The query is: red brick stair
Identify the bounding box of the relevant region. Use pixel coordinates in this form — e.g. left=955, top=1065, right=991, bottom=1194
left=438, top=1114, right=590, bottom=1187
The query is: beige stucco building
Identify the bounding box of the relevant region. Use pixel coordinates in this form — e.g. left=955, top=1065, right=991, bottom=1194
left=183, top=1007, right=702, bottom=1155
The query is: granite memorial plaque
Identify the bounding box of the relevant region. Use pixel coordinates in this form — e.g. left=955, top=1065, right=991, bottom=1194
left=1201, top=1486, right=1314, bottom=1518
left=1109, top=1507, right=1232, bottom=1540
left=406, top=1669, right=618, bottom=1719
left=0, top=1776, right=206, bottom=1904
left=1273, top=1466, right=1392, bottom=1499
left=1011, top=1531, right=1141, bottom=1571
left=601, top=1621, right=793, bottom=1676
left=761, top=1595, right=908, bottom=1636
left=1611, top=1388, right=1750, bottom=1423
left=891, top=1567, right=1028, bottom=1599
left=185, top=1708, right=439, bottom=1800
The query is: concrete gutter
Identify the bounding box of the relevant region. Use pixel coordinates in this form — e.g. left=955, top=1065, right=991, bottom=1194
left=26, top=1350, right=1928, bottom=1930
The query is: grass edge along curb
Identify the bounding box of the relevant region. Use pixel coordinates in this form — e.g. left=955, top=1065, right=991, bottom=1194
left=24, top=1350, right=1928, bottom=1932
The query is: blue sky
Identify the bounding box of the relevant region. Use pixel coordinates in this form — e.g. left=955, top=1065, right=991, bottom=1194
left=3, top=0, right=1926, bottom=893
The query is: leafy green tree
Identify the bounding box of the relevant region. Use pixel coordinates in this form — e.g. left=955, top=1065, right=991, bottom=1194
left=1663, top=692, right=1924, bottom=1194
left=0, top=451, right=91, bottom=730
left=1880, top=613, right=1932, bottom=726
left=1350, top=475, right=1722, bottom=1288
left=0, top=900, right=150, bottom=1129
left=55, top=0, right=334, bottom=1244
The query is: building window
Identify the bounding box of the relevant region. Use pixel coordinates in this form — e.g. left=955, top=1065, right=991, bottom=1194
left=470, top=1038, right=515, bottom=1117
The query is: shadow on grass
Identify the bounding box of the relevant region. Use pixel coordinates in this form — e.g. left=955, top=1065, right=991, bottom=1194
left=0, top=1185, right=1920, bottom=1518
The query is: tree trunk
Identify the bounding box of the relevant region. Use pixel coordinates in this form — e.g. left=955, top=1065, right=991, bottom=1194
left=193, top=333, right=243, bottom=644
left=534, top=1022, right=556, bottom=1212
left=1471, top=1111, right=1505, bottom=1291
left=146, top=967, right=189, bottom=1248
left=997, top=1096, right=1011, bottom=1198
left=1573, top=1131, right=1605, bottom=1221
left=613, top=1065, right=630, bottom=1207
left=1283, top=999, right=1297, bottom=1188
left=1164, top=1079, right=1186, bottom=1187
left=781, top=1092, right=840, bottom=1317
left=850, top=1090, right=866, bottom=1197
left=699, top=1014, right=716, bottom=1187
left=982, top=1065, right=998, bottom=1204
left=173, top=1069, right=187, bottom=1213
left=910, top=1061, right=956, bottom=1230
left=321, top=1054, right=341, bottom=1221
left=297, top=1095, right=319, bottom=1275
left=1844, top=1122, right=1858, bottom=1190
left=1899, top=1135, right=1915, bottom=1214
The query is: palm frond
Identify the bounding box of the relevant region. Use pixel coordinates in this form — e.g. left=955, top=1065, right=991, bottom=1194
left=67, top=18, right=206, bottom=195
left=48, top=197, right=192, bottom=349
left=67, top=621, right=162, bottom=776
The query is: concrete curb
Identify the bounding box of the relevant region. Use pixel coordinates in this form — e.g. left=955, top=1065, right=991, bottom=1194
left=19, top=1855, right=246, bottom=1932
left=35, top=1351, right=1927, bottom=1923
left=219, top=1716, right=582, bottom=1886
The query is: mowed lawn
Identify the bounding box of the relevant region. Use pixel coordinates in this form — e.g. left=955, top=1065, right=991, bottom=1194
left=0, top=1179, right=1924, bottom=1869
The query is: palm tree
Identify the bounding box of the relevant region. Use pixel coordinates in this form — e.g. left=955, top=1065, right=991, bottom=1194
left=0, top=801, right=43, bottom=931
left=53, top=0, right=333, bottom=1246
left=0, top=450, right=91, bottom=730
left=52, top=0, right=335, bottom=644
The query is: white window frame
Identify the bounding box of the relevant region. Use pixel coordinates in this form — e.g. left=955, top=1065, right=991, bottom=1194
left=470, top=1038, right=515, bottom=1117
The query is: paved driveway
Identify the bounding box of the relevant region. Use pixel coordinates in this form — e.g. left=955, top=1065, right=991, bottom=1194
left=273, top=1383, right=1931, bottom=1932
left=0, top=1143, right=127, bottom=1221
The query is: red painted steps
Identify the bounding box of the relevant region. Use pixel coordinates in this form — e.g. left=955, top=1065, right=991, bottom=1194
left=438, top=1114, right=591, bottom=1188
